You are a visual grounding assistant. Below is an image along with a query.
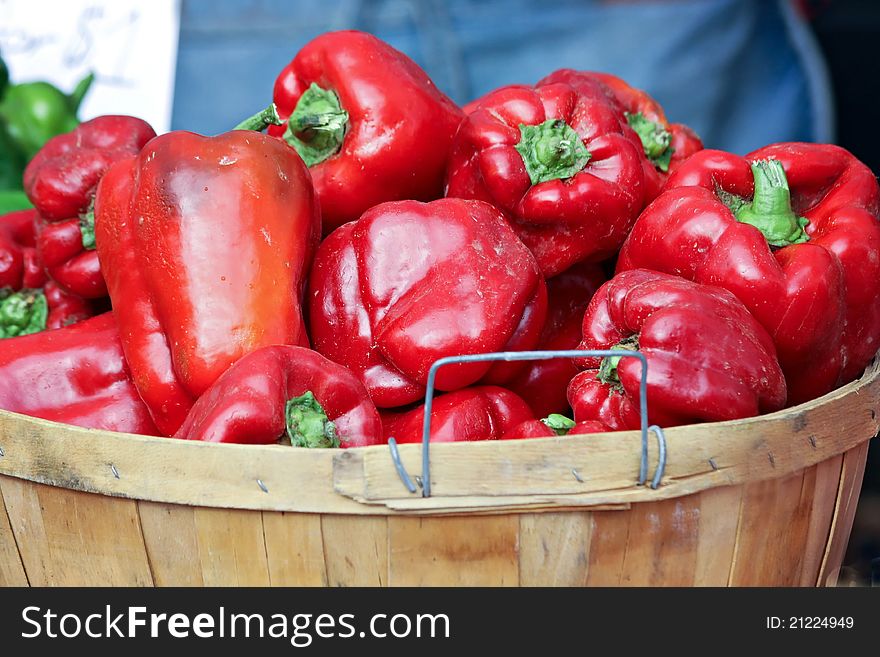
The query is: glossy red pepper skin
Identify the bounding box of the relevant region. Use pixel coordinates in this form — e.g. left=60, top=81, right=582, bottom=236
left=268, top=30, right=464, bottom=232
left=616, top=144, right=880, bottom=404
left=24, top=116, right=156, bottom=299
left=35, top=215, right=104, bottom=298
left=95, top=130, right=320, bottom=436
left=540, top=70, right=703, bottom=193
left=501, top=418, right=610, bottom=440
left=506, top=262, right=605, bottom=417
left=568, top=269, right=786, bottom=430
left=175, top=346, right=382, bottom=447
left=309, top=198, right=548, bottom=408
left=567, top=370, right=640, bottom=430
left=382, top=386, right=534, bottom=443
left=0, top=208, right=43, bottom=290
left=445, top=79, right=648, bottom=276
left=0, top=313, right=159, bottom=434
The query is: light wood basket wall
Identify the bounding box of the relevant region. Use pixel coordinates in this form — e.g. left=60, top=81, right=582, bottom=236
left=0, top=360, right=877, bottom=587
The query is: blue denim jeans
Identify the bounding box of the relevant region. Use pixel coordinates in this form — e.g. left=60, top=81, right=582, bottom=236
left=172, top=0, right=833, bottom=154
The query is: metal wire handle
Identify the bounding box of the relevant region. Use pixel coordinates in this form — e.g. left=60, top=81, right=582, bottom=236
left=386, top=349, right=668, bottom=497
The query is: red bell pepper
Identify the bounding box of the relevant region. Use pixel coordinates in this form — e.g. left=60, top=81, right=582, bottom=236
left=500, top=415, right=610, bottom=440
left=1, top=208, right=43, bottom=290
left=95, top=127, right=320, bottom=435
left=540, top=70, right=703, bottom=182
left=382, top=386, right=534, bottom=443
left=266, top=30, right=463, bottom=232
left=175, top=345, right=383, bottom=447
left=46, top=280, right=97, bottom=328
left=0, top=312, right=158, bottom=434
left=309, top=198, right=548, bottom=408
left=445, top=78, right=649, bottom=276
left=1, top=209, right=93, bottom=337
left=506, top=262, right=605, bottom=417
left=568, top=269, right=786, bottom=430
left=24, top=116, right=157, bottom=299
left=616, top=144, right=880, bottom=404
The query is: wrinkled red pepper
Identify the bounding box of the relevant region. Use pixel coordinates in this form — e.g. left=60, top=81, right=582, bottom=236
left=309, top=198, right=547, bottom=408
left=0, top=208, right=43, bottom=290
left=382, top=386, right=534, bottom=443
left=540, top=70, right=703, bottom=189
left=175, top=345, right=383, bottom=447
left=44, top=280, right=93, bottom=329
left=1, top=209, right=93, bottom=337
left=267, top=30, right=463, bottom=232
left=617, top=144, right=880, bottom=404
left=24, top=115, right=157, bottom=299
left=568, top=269, right=786, bottom=430
left=95, top=126, right=320, bottom=435
left=445, top=78, right=649, bottom=276
left=0, top=312, right=158, bottom=434
left=506, top=262, right=605, bottom=417
left=501, top=415, right=610, bottom=440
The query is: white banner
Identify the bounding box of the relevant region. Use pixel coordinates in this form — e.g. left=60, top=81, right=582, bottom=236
left=0, top=0, right=180, bottom=133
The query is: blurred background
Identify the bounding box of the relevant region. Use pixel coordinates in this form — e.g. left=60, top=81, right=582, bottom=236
left=1, top=0, right=878, bottom=584
left=0, top=0, right=838, bottom=152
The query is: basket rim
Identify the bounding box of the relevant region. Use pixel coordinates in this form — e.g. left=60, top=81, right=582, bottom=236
left=0, top=359, right=877, bottom=515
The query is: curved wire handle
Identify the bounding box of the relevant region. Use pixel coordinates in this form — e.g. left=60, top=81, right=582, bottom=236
left=386, top=349, right=668, bottom=497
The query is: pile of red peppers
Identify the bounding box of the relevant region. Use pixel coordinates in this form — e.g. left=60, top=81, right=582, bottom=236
left=1, top=30, right=878, bottom=450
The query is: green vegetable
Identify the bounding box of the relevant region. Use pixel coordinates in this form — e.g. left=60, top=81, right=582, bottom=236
left=0, top=52, right=9, bottom=98
left=0, top=121, right=26, bottom=190
left=0, top=72, right=94, bottom=160
left=0, top=190, right=32, bottom=213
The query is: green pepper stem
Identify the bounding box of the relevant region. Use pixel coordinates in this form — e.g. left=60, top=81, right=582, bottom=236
left=69, top=72, right=95, bottom=113
left=285, top=391, right=340, bottom=448
left=0, top=288, right=48, bottom=339
left=80, top=199, right=96, bottom=251
left=283, top=83, right=349, bottom=167
left=516, top=119, right=592, bottom=185
left=597, top=335, right=640, bottom=390
left=541, top=414, right=576, bottom=436
left=233, top=103, right=283, bottom=132
left=625, top=112, right=673, bottom=173
left=733, top=159, right=810, bottom=247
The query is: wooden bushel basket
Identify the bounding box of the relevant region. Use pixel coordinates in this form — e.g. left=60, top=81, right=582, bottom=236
left=0, top=358, right=877, bottom=587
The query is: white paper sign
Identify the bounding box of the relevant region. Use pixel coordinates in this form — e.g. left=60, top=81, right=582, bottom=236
left=0, top=0, right=180, bottom=133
